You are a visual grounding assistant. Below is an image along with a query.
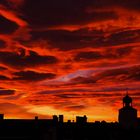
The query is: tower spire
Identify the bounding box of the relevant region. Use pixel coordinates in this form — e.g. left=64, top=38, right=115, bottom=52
left=126, top=88, right=129, bottom=95
left=119, top=93, right=137, bottom=128
left=123, top=93, right=132, bottom=107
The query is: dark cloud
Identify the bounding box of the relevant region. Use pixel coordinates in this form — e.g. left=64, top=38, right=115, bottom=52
left=3, top=93, right=24, bottom=100
left=0, top=16, right=18, bottom=34
left=100, top=46, right=133, bottom=60
left=31, top=29, right=81, bottom=41
left=113, top=46, right=132, bottom=58
left=0, top=0, right=140, bottom=119
left=84, top=0, right=140, bottom=11
left=30, top=29, right=93, bottom=51
left=0, top=50, right=58, bottom=68
left=30, top=28, right=140, bottom=51
left=38, top=89, right=94, bottom=95
left=65, top=105, right=86, bottom=110
left=94, top=46, right=133, bottom=61
left=0, top=0, right=24, bottom=9
left=0, top=40, right=6, bottom=48
left=0, top=89, right=15, bottom=96
left=121, top=1, right=140, bottom=11
left=70, top=76, right=96, bottom=84
left=0, top=0, right=15, bottom=8
left=20, top=0, right=140, bottom=32
left=22, top=0, right=118, bottom=28
left=13, top=70, right=56, bottom=81
left=55, top=94, right=81, bottom=99
left=68, top=65, right=140, bottom=85
left=101, top=29, right=140, bottom=47
left=31, top=28, right=104, bottom=40
left=94, top=65, right=140, bottom=82
left=95, top=66, right=139, bottom=82
left=74, top=51, right=102, bottom=61
left=0, top=66, right=7, bottom=70
left=0, top=75, right=10, bottom=80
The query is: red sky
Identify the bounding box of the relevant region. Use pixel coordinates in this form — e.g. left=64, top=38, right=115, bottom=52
left=0, top=0, right=140, bottom=122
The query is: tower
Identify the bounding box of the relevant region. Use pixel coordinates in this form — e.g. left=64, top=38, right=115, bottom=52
left=118, top=93, right=137, bottom=128
left=123, top=93, right=132, bottom=107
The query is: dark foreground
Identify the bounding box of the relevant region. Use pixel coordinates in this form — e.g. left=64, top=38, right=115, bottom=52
left=0, top=119, right=140, bottom=140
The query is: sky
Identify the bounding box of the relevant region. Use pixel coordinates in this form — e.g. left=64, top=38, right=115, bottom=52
left=0, top=0, right=140, bottom=122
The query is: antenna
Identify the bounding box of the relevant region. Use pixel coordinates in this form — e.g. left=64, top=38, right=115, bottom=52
left=126, top=87, right=129, bottom=95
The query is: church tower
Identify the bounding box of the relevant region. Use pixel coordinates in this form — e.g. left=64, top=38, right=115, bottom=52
left=118, top=93, right=137, bottom=128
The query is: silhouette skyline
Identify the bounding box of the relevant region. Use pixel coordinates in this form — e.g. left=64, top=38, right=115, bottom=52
left=0, top=95, right=139, bottom=139
left=1, top=0, right=140, bottom=139
left=1, top=0, right=140, bottom=123
left=0, top=94, right=139, bottom=124
left=119, top=94, right=138, bottom=128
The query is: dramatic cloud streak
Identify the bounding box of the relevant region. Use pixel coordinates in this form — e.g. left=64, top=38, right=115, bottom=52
left=0, top=0, right=140, bottom=121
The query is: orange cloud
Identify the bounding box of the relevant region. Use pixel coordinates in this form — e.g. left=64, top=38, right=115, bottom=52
left=0, top=0, right=140, bottom=122
left=0, top=5, right=27, bottom=27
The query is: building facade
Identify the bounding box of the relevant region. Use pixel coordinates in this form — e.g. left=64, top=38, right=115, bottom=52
left=118, top=94, right=137, bottom=128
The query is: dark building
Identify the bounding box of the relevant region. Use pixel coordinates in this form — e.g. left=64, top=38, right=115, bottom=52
left=59, top=115, right=64, bottom=123
left=53, top=115, right=58, bottom=123
left=35, top=116, right=38, bottom=120
left=0, top=114, right=4, bottom=120
left=76, top=115, right=87, bottom=124
left=118, top=94, right=137, bottom=128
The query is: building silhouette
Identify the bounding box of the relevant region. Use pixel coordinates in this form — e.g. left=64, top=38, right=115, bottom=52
left=0, top=94, right=140, bottom=139
left=76, top=115, right=87, bottom=124
left=0, top=114, right=4, bottom=120
left=118, top=94, right=137, bottom=128
left=53, top=115, right=58, bottom=123
left=59, top=115, right=64, bottom=123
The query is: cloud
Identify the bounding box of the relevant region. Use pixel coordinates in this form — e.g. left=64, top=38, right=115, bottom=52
left=4, top=0, right=25, bottom=9
left=0, top=3, right=28, bottom=27
left=0, top=50, right=58, bottom=68
left=107, top=46, right=132, bottom=59
left=30, top=28, right=140, bottom=52
left=0, top=89, right=15, bottom=95
left=22, top=0, right=118, bottom=28
left=86, top=0, right=140, bottom=12
left=0, top=75, right=10, bottom=80
left=64, top=105, right=86, bottom=110
left=0, top=0, right=140, bottom=121
left=73, top=46, right=132, bottom=62
left=0, top=66, right=7, bottom=70
left=30, top=29, right=90, bottom=51
left=74, top=51, right=103, bottom=61
left=13, top=70, right=56, bottom=81
left=69, top=76, right=96, bottom=84
left=0, top=102, right=49, bottom=119
left=94, top=65, right=140, bottom=82
left=0, top=40, right=6, bottom=48
left=68, top=65, right=140, bottom=85
left=101, top=29, right=140, bottom=47
left=0, top=15, right=18, bottom=34
left=37, top=89, right=93, bottom=95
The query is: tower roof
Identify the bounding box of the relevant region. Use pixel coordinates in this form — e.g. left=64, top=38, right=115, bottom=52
left=123, top=94, right=132, bottom=104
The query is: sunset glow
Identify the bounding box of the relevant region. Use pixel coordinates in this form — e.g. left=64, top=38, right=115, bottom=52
left=0, top=0, right=140, bottom=122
